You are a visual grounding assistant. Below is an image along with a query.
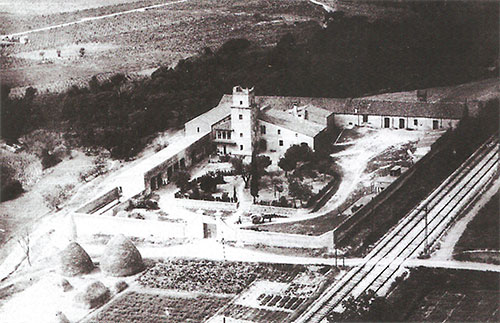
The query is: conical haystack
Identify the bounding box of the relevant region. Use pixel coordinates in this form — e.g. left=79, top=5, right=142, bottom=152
left=59, top=242, right=94, bottom=276
left=100, top=234, right=144, bottom=276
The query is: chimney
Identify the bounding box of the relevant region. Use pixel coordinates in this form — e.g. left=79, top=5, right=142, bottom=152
left=292, top=103, right=298, bottom=117
left=416, top=89, right=427, bottom=102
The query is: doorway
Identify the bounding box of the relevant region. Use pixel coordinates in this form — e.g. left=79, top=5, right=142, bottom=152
left=399, top=118, right=405, bottom=129
left=203, top=223, right=217, bottom=238
left=384, top=117, right=390, bottom=128
left=433, top=120, right=439, bottom=130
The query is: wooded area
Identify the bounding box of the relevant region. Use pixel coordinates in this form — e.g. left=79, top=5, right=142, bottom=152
left=1, top=2, right=498, bottom=159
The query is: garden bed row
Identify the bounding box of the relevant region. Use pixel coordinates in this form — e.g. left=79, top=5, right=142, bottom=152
left=137, top=259, right=325, bottom=294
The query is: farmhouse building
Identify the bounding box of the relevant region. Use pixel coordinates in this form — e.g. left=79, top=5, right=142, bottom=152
left=81, top=85, right=474, bottom=211
left=185, top=85, right=468, bottom=158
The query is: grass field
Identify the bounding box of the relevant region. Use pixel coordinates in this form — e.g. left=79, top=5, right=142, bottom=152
left=1, top=0, right=323, bottom=94
left=453, top=191, right=499, bottom=264
left=329, top=267, right=500, bottom=322
left=394, top=268, right=499, bottom=322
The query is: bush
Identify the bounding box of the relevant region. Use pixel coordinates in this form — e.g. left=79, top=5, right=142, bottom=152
left=113, top=281, right=129, bottom=294
left=74, top=280, right=110, bottom=309
left=0, top=179, right=24, bottom=201
left=279, top=196, right=289, bottom=207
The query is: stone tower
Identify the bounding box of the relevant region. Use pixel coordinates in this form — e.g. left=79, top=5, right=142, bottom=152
left=230, top=86, right=257, bottom=157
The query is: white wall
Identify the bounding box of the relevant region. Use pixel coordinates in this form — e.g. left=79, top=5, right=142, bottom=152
left=73, top=213, right=204, bottom=240
left=334, top=114, right=460, bottom=130
left=185, top=119, right=211, bottom=137
left=230, top=106, right=256, bottom=156
left=216, top=217, right=334, bottom=249
left=258, top=120, right=315, bottom=155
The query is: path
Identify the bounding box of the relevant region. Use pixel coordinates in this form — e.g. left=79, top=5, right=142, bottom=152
left=3, top=0, right=190, bottom=38
left=83, top=239, right=365, bottom=267
left=406, top=259, right=500, bottom=273
left=248, top=128, right=438, bottom=228
left=309, top=0, right=336, bottom=13
left=431, top=178, right=499, bottom=261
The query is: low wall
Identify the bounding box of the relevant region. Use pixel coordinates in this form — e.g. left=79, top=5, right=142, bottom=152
left=76, top=187, right=121, bottom=214
left=73, top=213, right=204, bottom=240
left=249, top=204, right=300, bottom=217
left=218, top=218, right=333, bottom=249
left=174, top=198, right=238, bottom=211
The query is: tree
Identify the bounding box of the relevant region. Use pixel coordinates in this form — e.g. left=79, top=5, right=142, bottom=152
left=254, top=155, right=271, bottom=174
left=43, top=184, right=75, bottom=210
left=288, top=178, right=313, bottom=207
left=284, top=143, right=313, bottom=165
left=171, top=170, right=191, bottom=193
left=339, top=290, right=394, bottom=322
left=250, top=155, right=260, bottom=202
left=17, top=229, right=31, bottom=266
left=230, top=157, right=252, bottom=188
left=278, top=157, right=295, bottom=176
left=199, top=174, right=217, bottom=193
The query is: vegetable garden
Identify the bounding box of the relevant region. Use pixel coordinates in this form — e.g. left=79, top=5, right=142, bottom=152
left=89, top=291, right=229, bottom=322
left=137, top=259, right=324, bottom=294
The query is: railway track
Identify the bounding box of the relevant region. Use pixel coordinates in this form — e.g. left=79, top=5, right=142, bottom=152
left=295, top=135, right=499, bottom=323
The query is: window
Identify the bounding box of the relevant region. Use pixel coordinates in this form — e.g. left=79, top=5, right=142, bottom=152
left=240, top=101, right=243, bottom=105
left=279, top=140, right=284, bottom=146
left=222, top=132, right=226, bottom=139
left=240, top=145, right=243, bottom=150
left=217, top=132, right=221, bottom=139
left=197, top=127, right=200, bottom=133
left=277, top=129, right=281, bottom=135
left=414, top=119, right=418, bottom=126
left=295, top=133, right=298, bottom=137
left=240, top=133, right=243, bottom=137
left=260, top=125, right=266, bottom=134
left=239, top=114, right=243, bottom=120
left=363, top=114, right=368, bottom=123
left=227, top=132, right=231, bottom=139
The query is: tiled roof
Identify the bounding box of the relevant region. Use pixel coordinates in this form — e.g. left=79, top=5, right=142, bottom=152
left=255, top=95, right=465, bottom=119
left=213, top=117, right=231, bottom=130
left=343, top=99, right=466, bottom=119
left=256, top=96, right=344, bottom=124
left=259, top=108, right=326, bottom=138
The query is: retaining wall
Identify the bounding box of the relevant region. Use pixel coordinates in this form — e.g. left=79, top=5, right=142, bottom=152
left=249, top=204, right=300, bottom=216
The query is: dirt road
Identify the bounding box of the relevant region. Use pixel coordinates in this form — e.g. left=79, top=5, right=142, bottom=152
left=3, top=0, right=190, bottom=38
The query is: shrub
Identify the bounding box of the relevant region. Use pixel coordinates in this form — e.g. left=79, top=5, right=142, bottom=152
left=74, top=280, right=110, bottom=309
left=113, top=281, right=129, bottom=294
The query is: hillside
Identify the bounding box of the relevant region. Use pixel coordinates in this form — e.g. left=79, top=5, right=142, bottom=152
left=1, top=0, right=324, bottom=94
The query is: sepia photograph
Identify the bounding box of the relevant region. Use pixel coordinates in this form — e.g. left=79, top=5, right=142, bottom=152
left=0, top=0, right=499, bottom=322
